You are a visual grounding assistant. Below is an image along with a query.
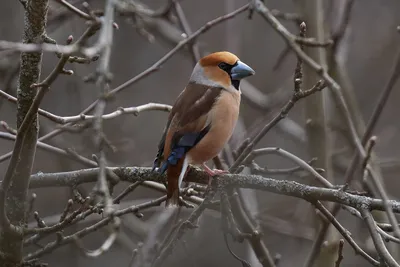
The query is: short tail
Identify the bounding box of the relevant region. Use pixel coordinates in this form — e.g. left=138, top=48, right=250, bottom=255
left=165, top=157, right=189, bottom=207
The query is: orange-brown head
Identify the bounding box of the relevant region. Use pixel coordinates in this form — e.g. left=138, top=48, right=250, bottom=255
left=189, top=51, right=255, bottom=91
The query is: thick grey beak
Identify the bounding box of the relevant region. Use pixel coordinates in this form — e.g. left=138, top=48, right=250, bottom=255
left=230, top=60, right=255, bottom=80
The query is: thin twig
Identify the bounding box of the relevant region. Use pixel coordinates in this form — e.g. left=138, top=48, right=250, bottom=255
left=250, top=158, right=324, bottom=175
left=294, top=22, right=306, bottom=93
left=59, top=199, right=74, bottom=222
left=0, top=28, right=100, bottom=231
left=58, top=0, right=92, bottom=20
left=92, top=0, right=116, bottom=217
left=172, top=0, right=201, bottom=64
left=308, top=24, right=400, bottom=264
left=312, top=201, right=378, bottom=266
left=252, top=0, right=366, bottom=159
left=228, top=188, right=276, bottom=267
left=0, top=132, right=96, bottom=167
left=366, top=163, right=400, bottom=240
left=221, top=190, right=251, bottom=267
left=244, top=147, right=330, bottom=187
left=360, top=208, right=400, bottom=267
left=230, top=80, right=326, bottom=173
left=131, top=207, right=177, bottom=267
left=151, top=190, right=217, bottom=266
left=24, top=196, right=166, bottom=260
left=114, top=182, right=143, bottom=204
left=335, top=239, right=344, bottom=267
left=331, top=0, right=355, bottom=53
left=73, top=217, right=121, bottom=257
left=376, top=226, right=400, bottom=244
left=271, top=9, right=303, bottom=24
left=361, top=136, right=377, bottom=171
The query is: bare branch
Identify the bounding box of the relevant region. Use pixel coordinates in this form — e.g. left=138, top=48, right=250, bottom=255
left=24, top=196, right=166, bottom=261
left=21, top=167, right=400, bottom=213
left=331, top=0, right=355, bottom=52
left=228, top=188, right=276, bottom=267
left=0, top=131, right=96, bottom=167
left=360, top=208, right=400, bottom=267
left=230, top=78, right=326, bottom=173
left=131, top=207, right=177, bottom=267
left=0, top=24, right=101, bottom=243
left=309, top=16, right=400, bottom=265
left=252, top=0, right=366, bottom=159
left=152, top=190, right=216, bottom=266
left=114, top=181, right=143, bottom=204
left=335, top=239, right=345, bottom=267
left=58, top=0, right=92, bottom=20
left=294, top=36, right=333, bottom=47
left=0, top=2, right=51, bottom=263
left=172, top=0, right=201, bottom=64
left=91, top=0, right=117, bottom=218
left=313, top=201, right=378, bottom=266
left=361, top=136, right=377, bottom=171
left=73, top=217, right=121, bottom=258
left=250, top=158, right=324, bottom=176
left=243, top=147, right=330, bottom=187
left=366, top=157, right=400, bottom=241
left=270, top=9, right=303, bottom=24
left=341, top=40, right=400, bottom=188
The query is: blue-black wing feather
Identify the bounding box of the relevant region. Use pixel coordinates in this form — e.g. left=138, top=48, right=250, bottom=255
left=158, top=124, right=211, bottom=174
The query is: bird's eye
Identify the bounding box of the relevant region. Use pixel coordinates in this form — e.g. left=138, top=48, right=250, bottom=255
left=218, top=62, right=230, bottom=71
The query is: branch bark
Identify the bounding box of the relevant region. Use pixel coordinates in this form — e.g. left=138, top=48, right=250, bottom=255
left=0, top=0, right=49, bottom=266
left=23, top=167, right=400, bottom=213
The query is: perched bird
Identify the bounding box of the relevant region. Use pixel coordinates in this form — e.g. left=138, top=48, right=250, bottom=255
left=152, top=51, right=255, bottom=206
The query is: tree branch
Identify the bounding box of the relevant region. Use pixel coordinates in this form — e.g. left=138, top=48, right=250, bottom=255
left=0, top=0, right=49, bottom=264
left=313, top=201, right=379, bottom=266
left=252, top=0, right=366, bottom=160
left=361, top=208, right=400, bottom=267
left=21, top=167, right=400, bottom=213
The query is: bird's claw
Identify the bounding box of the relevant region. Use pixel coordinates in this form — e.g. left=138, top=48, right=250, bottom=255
left=202, top=163, right=229, bottom=177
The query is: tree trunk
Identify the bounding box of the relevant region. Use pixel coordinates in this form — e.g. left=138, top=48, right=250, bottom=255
left=0, top=0, right=48, bottom=266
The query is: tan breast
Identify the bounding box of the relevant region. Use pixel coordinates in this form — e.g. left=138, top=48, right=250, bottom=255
left=187, top=90, right=240, bottom=164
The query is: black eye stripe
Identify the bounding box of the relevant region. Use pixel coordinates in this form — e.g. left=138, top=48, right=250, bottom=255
left=218, top=61, right=238, bottom=72
left=218, top=61, right=240, bottom=90
left=218, top=62, right=231, bottom=72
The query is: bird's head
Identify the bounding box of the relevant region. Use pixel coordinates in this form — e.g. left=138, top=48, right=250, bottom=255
left=189, top=51, right=255, bottom=91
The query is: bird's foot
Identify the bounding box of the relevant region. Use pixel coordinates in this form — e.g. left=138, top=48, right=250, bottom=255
left=201, top=164, right=229, bottom=197
left=202, top=163, right=229, bottom=177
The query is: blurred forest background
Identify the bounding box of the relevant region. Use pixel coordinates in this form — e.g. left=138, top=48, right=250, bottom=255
left=1, top=0, right=400, bottom=266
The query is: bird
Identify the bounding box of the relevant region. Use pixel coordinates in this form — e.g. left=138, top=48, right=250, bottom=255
left=152, top=51, right=255, bottom=206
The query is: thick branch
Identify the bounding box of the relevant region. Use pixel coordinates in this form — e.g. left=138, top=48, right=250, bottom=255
left=0, top=0, right=49, bottom=265
left=23, top=167, right=400, bottom=213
